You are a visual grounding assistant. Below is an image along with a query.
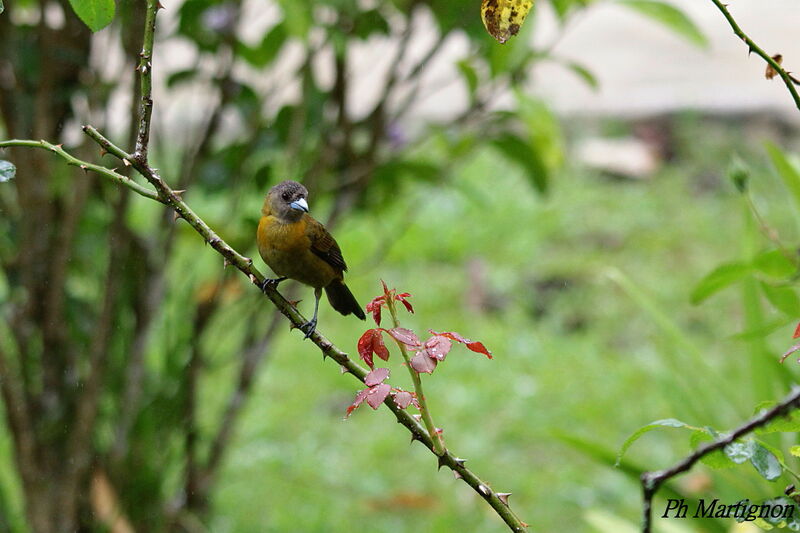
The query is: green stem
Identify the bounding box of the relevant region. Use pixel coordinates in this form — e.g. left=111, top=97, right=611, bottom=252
left=386, top=298, right=446, bottom=456
left=0, top=139, right=162, bottom=202
left=134, top=0, right=159, bottom=161
left=709, top=0, right=800, bottom=111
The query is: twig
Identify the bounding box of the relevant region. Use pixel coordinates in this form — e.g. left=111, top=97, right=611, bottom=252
left=709, top=0, right=800, bottom=111
left=640, top=386, right=800, bottom=532
left=133, top=0, right=159, bottom=161
left=0, top=139, right=162, bottom=202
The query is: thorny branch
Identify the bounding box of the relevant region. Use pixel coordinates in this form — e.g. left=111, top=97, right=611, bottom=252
left=709, top=0, right=800, bottom=111
left=640, top=387, right=800, bottom=533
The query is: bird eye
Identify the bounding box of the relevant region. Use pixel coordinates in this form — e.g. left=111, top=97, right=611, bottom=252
left=282, top=192, right=291, bottom=201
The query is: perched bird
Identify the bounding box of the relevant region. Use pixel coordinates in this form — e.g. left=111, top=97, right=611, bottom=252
left=257, top=180, right=366, bottom=338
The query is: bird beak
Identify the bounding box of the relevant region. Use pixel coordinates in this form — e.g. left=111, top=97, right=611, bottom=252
left=290, top=198, right=309, bottom=212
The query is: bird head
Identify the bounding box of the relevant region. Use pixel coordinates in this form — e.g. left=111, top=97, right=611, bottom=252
left=264, top=180, right=309, bottom=222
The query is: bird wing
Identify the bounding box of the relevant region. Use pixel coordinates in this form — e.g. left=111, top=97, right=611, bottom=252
left=305, top=215, right=348, bottom=272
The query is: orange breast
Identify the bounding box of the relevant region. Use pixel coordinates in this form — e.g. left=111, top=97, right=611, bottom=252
left=257, top=216, right=337, bottom=288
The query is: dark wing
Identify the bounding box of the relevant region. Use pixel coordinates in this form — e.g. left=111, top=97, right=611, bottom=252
left=305, top=215, right=348, bottom=272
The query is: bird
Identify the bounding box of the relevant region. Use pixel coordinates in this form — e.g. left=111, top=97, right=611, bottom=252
left=257, top=180, right=366, bottom=338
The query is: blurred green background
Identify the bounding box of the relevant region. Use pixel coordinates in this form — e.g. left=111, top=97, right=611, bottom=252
left=2, top=0, right=800, bottom=532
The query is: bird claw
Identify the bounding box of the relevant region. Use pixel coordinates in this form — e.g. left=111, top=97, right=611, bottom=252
left=260, top=276, right=286, bottom=292
left=300, top=318, right=317, bottom=339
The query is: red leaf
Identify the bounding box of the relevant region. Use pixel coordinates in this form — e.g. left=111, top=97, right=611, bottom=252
left=365, top=296, right=385, bottom=326
left=357, top=329, right=377, bottom=368
left=395, top=292, right=414, bottom=314
left=365, top=367, right=390, bottom=386
left=794, top=322, right=800, bottom=339
left=424, top=335, right=452, bottom=361
left=410, top=351, right=437, bottom=374
left=366, top=383, right=391, bottom=409
left=429, top=330, right=493, bottom=359
left=345, top=388, right=370, bottom=418
left=381, top=279, right=391, bottom=298
left=357, top=329, right=390, bottom=368
left=388, top=327, right=421, bottom=348
left=393, top=390, right=413, bottom=408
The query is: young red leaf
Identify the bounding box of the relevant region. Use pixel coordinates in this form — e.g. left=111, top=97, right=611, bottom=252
left=365, top=296, right=385, bottom=326
left=388, top=327, right=421, bottom=348
left=357, top=329, right=389, bottom=368
left=357, top=329, right=377, bottom=368
left=429, top=330, right=493, bottom=359
left=424, top=335, right=452, bottom=361
left=365, top=367, right=390, bottom=386
left=410, top=351, right=437, bottom=374
left=366, top=383, right=391, bottom=409
left=393, top=390, right=413, bottom=409
left=794, top=322, right=800, bottom=339
left=395, top=292, right=414, bottom=314
left=345, top=388, right=370, bottom=418
left=381, top=279, right=391, bottom=298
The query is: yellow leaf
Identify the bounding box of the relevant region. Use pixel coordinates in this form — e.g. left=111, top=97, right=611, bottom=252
left=481, top=0, right=534, bottom=44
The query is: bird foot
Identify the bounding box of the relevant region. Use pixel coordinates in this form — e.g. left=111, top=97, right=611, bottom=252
left=300, top=318, right=317, bottom=339
left=260, top=276, right=287, bottom=292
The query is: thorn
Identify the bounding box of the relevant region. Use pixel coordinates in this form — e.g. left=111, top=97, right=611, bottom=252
left=246, top=257, right=253, bottom=266
left=249, top=274, right=258, bottom=285
left=173, top=210, right=180, bottom=221
left=410, top=433, right=422, bottom=445
left=173, top=189, right=186, bottom=195
left=156, top=1, right=165, bottom=9
left=110, top=168, right=118, bottom=172
left=223, top=258, right=231, bottom=268
left=55, top=143, right=63, bottom=148
left=478, top=484, right=490, bottom=497
left=454, top=457, right=466, bottom=467
left=79, top=164, right=88, bottom=172
left=123, top=158, right=131, bottom=167
left=99, top=148, right=107, bottom=157
left=412, top=414, right=422, bottom=423
left=497, top=493, right=511, bottom=505
left=437, top=455, right=447, bottom=470
left=453, top=471, right=462, bottom=480
left=340, top=366, right=349, bottom=374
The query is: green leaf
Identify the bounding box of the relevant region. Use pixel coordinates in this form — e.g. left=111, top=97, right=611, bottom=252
left=749, top=441, right=782, bottom=481
left=0, top=160, right=15, bottom=183
left=766, top=142, right=800, bottom=211
left=492, top=134, right=548, bottom=194
left=760, top=282, right=800, bottom=316
left=67, top=0, right=115, bottom=32
left=616, top=418, right=686, bottom=465
left=237, top=23, right=287, bottom=68
left=565, top=61, right=599, bottom=90
left=753, top=401, right=800, bottom=434
left=618, top=0, right=707, bottom=48
left=690, top=431, right=734, bottom=469
left=790, top=445, right=800, bottom=457
left=753, top=249, right=797, bottom=278
left=456, top=60, right=479, bottom=100
left=690, top=262, right=752, bottom=304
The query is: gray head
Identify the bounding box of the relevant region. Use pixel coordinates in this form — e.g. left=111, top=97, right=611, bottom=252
left=265, top=180, right=309, bottom=222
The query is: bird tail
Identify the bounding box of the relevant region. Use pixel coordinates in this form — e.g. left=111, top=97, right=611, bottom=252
left=325, top=279, right=366, bottom=320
